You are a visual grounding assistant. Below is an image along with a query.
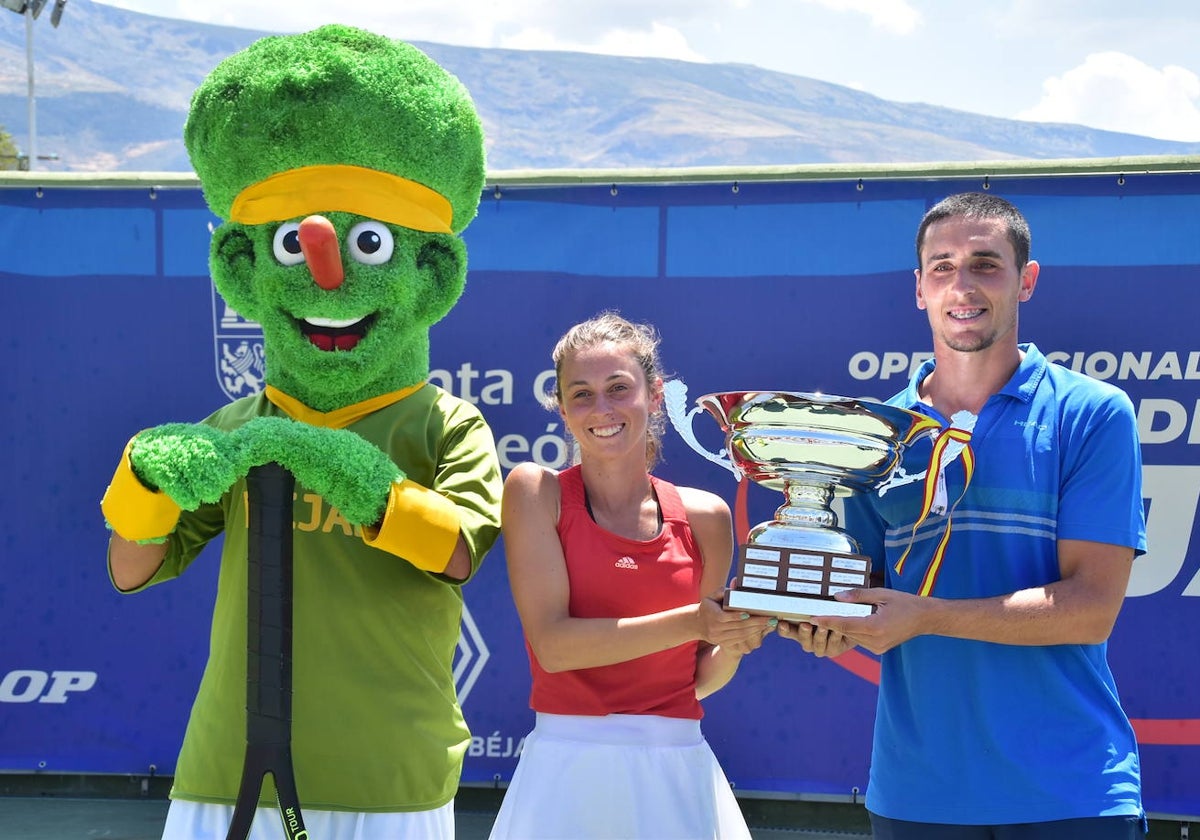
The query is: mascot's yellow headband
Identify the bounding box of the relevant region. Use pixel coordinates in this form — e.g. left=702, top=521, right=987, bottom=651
left=228, top=164, right=454, bottom=233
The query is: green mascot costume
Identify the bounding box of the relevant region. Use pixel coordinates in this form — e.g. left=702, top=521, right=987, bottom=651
left=100, top=25, right=502, bottom=836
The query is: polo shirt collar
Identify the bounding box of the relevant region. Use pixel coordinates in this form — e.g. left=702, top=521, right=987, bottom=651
left=904, top=342, right=1048, bottom=412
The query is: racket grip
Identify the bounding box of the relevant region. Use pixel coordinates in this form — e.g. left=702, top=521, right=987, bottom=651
left=228, top=463, right=301, bottom=840
left=246, top=462, right=296, bottom=735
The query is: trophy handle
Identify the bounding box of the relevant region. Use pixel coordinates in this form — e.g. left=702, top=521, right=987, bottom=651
left=663, top=379, right=739, bottom=476
left=876, top=409, right=974, bottom=497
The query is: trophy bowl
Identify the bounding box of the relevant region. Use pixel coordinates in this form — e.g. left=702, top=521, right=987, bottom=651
left=665, top=385, right=935, bottom=620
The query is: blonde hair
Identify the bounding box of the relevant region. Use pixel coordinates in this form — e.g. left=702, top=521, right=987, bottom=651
left=548, top=311, right=666, bottom=469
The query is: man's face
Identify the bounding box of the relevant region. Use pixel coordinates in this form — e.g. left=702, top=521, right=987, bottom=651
left=914, top=216, right=1038, bottom=355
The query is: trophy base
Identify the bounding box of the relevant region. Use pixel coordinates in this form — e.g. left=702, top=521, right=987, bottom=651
left=724, top=588, right=872, bottom=620
left=726, top=541, right=874, bottom=621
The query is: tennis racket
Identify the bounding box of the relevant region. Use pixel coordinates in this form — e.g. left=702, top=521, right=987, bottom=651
left=225, top=462, right=309, bottom=840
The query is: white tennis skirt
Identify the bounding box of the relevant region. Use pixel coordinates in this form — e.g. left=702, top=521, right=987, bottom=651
left=160, top=797, right=454, bottom=839
left=488, top=713, right=751, bottom=840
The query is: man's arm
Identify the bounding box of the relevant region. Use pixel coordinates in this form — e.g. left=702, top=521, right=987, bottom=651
left=810, top=538, right=1134, bottom=654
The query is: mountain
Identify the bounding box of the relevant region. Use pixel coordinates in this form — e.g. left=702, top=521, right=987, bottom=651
left=3, top=0, right=1200, bottom=172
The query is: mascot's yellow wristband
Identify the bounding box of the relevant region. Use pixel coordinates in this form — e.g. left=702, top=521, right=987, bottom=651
left=362, top=479, right=461, bottom=573
left=100, top=437, right=182, bottom=542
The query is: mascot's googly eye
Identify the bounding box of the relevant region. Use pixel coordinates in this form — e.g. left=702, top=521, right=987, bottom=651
left=347, top=221, right=394, bottom=266
left=272, top=223, right=306, bottom=266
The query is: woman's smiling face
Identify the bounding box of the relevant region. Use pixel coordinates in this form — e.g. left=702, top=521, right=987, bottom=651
left=557, top=341, right=660, bottom=462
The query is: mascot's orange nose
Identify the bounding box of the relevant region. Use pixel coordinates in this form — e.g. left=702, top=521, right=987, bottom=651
left=298, top=215, right=345, bottom=290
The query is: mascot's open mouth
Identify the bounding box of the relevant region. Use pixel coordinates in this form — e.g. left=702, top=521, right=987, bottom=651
left=298, top=314, right=378, bottom=352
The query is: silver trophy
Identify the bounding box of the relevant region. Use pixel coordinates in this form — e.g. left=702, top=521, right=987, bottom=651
left=665, top=382, right=935, bottom=620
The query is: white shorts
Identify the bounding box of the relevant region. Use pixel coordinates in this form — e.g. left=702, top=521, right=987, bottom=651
left=160, top=797, right=454, bottom=839
left=488, top=713, right=751, bottom=840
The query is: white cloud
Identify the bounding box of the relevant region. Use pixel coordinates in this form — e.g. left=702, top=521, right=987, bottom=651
left=801, top=0, right=921, bottom=35
left=1019, top=51, right=1200, bottom=142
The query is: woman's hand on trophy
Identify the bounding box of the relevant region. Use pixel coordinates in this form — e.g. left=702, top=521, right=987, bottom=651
left=699, top=590, right=775, bottom=654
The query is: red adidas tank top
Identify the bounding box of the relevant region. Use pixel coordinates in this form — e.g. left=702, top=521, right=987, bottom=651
left=526, top=465, right=705, bottom=720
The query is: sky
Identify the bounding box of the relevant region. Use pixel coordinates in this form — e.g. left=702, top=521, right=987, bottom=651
left=96, top=0, right=1200, bottom=142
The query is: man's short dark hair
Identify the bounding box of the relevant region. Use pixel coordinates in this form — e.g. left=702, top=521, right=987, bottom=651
left=915, top=192, right=1031, bottom=269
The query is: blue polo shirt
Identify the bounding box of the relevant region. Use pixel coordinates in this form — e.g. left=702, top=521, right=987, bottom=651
left=844, top=343, right=1146, bottom=825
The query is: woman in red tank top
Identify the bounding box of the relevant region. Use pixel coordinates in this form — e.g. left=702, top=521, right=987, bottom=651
left=490, top=311, right=774, bottom=839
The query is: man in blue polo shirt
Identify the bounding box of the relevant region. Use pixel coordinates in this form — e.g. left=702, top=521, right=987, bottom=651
left=780, top=192, right=1147, bottom=839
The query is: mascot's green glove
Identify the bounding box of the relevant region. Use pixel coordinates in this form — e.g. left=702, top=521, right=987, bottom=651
left=101, top=423, right=243, bottom=542
left=131, top=423, right=245, bottom=508
left=232, top=416, right=400, bottom=528
left=102, top=415, right=463, bottom=571
left=233, top=417, right=462, bottom=573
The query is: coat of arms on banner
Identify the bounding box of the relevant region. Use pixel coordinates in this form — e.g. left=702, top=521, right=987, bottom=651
left=211, top=284, right=265, bottom=402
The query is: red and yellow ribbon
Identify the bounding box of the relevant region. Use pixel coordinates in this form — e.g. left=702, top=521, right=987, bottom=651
left=893, top=426, right=975, bottom=596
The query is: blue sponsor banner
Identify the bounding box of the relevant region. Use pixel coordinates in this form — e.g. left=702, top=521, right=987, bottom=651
left=1, top=171, right=1197, bottom=817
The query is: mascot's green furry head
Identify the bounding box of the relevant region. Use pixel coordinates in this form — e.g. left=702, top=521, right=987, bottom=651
left=184, top=25, right=486, bottom=411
